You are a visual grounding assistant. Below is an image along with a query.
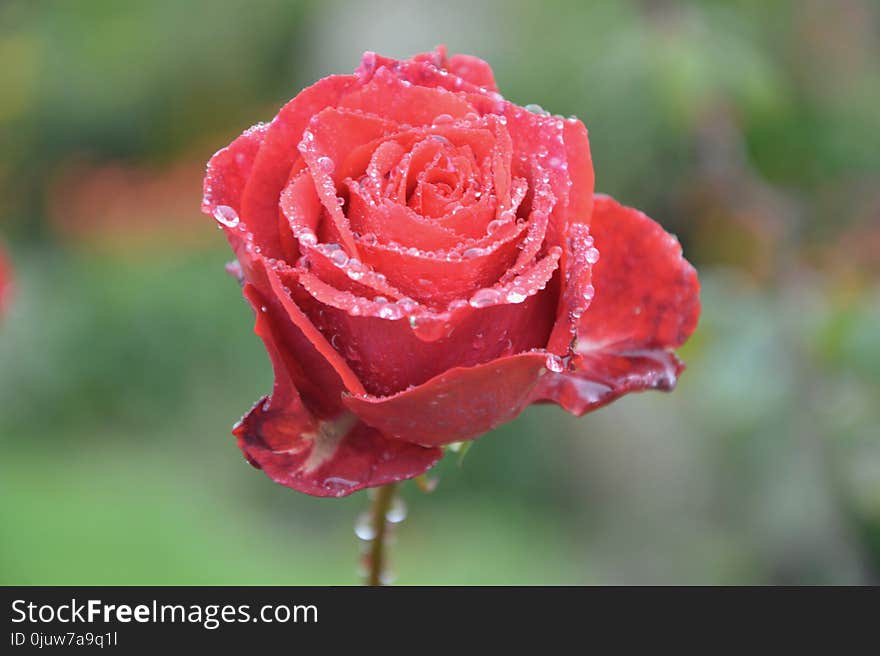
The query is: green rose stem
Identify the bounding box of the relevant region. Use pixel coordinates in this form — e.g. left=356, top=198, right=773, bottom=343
left=363, top=482, right=398, bottom=586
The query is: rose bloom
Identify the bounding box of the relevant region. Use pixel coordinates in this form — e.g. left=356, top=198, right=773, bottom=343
left=202, top=48, right=700, bottom=497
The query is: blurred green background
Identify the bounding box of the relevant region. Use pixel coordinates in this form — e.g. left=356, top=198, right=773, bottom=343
left=1, top=0, right=879, bottom=585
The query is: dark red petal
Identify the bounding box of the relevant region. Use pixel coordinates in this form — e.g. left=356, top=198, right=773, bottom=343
left=240, top=75, right=357, bottom=259
left=234, top=398, right=442, bottom=497
left=531, top=350, right=684, bottom=416
left=578, top=195, right=700, bottom=350
left=236, top=278, right=441, bottom=496
left=535, top=195, right=700, bottom=415
left=343, top=351, right=553, bottom=447
left=289, top=267, right=558, bottom=397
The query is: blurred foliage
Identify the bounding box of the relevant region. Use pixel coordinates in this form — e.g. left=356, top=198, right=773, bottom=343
left=1, top=0, right=878, bottom=584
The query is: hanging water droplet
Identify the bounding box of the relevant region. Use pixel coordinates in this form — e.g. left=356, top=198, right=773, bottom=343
left=386, top=497, right=407, bottom=523
left=585, top=247, right=600, bottom=264
left=212, top=205, right=240, bottom=228
left=354, top=512, right=377, bottom=541
left=506, top=289, right=527, bottom=303
left=299, top=231, right=317, bottom=246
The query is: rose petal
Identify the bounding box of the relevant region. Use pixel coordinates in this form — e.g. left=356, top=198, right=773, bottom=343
left=343, top=351, right=552, bottom=446
left=347, top=187, right=462, bottom=251
left=202, top=123, right=268, bottom=218
left=240, top=74, right=357, bottom=259
left=355, top=224, right=525, bottom=307
left=562, top=117, right=594, bottom=225
left=578, top=195, right=700, bottom=350
left=234, top=397, right=442, bottom=497
left=531, top=350, right=684, bottom=416
left=534, top=194, right=700, bottom=414
left=340, top=66, right=475, bottom=127
left=236, top=292, right=440, bottom=496
left=448, top=53, right=498, bottom=92
left=289, top=268, right=558, bottom=397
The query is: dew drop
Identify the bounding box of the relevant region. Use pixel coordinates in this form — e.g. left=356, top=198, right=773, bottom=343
left=299, top=231, right=317, bottom=246
left=585, top=247, right=600, bottom=264
left=432, top=113, right=454, bottom=125
left=469, top=288, right=500, bottom=308
left=462, top=247, right=483, bottom=259
left=212, top=205, right=239, bottom=228
left=506, top=289, right=527, bottom=304
left=525, top=103, right=550, bottom=116
left=386, top=497, right=407, bottom=523
left=330, top=250, right=349, bottom=266
left=545, top=354, right=565, bottom=373
left=354, top=512, right=376, bottom=541
left=317, top=155, right=334, bottom=173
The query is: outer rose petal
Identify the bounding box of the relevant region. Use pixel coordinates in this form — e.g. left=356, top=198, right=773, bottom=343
left=578, top=195, right=700, bottom=350
left=241, top=75, right=357, bottom=259
left=448, top=53, right=498, bottom=92
left=202, top=123, right=268, bottom=217
left=235, top=398, right=442, bottom=497
left=534, top=194, right=700, bottom=415
left=343, top=352, right=552, bottom=447
left=238, top=281, right=441, bottom=496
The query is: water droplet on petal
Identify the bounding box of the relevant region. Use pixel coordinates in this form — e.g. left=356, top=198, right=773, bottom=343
left=545, top=353, right=565, bottom=373
left=317, top=155, right=334, bottom=173
left=212, top=205, right=239, bottom=228
left=330, top=250, right=349, bottom=266
left=525, top=103, right=550, bottom=116
left=506, top=289, right=527, bottom=303
left=432, top=113, right=454, bottom=125
left=585, top=247, right=600, bottom=264
left=469, top=288, right=501, bottom=308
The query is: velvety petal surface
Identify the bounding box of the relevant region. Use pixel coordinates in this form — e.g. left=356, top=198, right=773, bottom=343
left=236, top=281, right=441, bottom=496
left=533, top=194, right=700, bottom=415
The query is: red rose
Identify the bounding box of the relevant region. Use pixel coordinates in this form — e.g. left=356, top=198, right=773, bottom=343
left=202, top=48, right=700, bottom=497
